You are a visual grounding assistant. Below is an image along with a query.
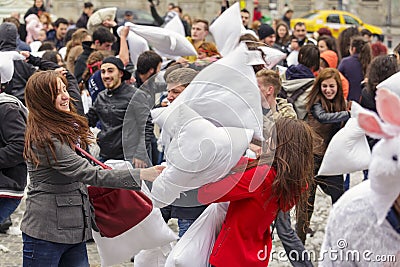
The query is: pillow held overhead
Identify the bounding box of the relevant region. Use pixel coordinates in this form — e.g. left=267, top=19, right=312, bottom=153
left=87, top=7, right=117, bottom=32
left=164, top=42, right=264, bottom=140
left=210, top=2, right=242, bottom=57
left=164, top=14, right=185, bottom=37
left=126, top=22, right=197, bottom=58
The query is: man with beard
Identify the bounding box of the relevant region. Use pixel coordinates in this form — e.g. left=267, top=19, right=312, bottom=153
left=292, top=22, right=316, bottom=47
left=86, top=57, right=133, bottom=162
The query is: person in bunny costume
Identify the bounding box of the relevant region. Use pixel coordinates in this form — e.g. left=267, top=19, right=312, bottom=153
left=320, top=88, right=400, bottom=266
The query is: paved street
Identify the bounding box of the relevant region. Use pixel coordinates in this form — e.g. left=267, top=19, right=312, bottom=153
left=1, top=24, right=399, bottom=267
left=0, top=173, right=364, bottom=266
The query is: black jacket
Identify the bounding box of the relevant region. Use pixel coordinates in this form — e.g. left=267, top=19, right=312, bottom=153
left=0, top=94, right=27, bottom=197
left=360, top=87, right=379, bottom=150
left=76, top=13, right=89, bottom=29
left=74, top=41, right=94, bottom=83
left=24, top=6, right=46, bottom=20
left=307, top=102, right=350, bottom=155
left=87, top=82, right=136, bottom=160
left=46, top=30, right=65, bottom=50
left=0, top=23, right=36, bottom=104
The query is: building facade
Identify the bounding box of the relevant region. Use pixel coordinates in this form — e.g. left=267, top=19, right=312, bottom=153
left=1, top=0, right=398, bottom=29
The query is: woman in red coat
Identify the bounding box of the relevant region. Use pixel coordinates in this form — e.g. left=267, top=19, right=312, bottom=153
left=198, top=118, right=315, bottom=267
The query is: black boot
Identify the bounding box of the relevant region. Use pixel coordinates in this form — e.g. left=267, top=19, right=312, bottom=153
left=0, top=216, right=12, bottom=234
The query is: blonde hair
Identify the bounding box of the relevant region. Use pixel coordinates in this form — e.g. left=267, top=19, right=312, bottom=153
left=256, top=69, right=281, bottom=97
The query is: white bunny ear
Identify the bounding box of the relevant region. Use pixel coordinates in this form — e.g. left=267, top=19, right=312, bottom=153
left=376, top=88, right=400, bottom=127
left=358, top=110, right=392, bottom=139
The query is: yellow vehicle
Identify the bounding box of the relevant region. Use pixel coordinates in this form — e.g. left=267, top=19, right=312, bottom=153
left=290, top=10, right=383, bottom=39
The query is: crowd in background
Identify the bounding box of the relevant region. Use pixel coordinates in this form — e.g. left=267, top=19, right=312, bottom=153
left=1, top=0, right=400, bottom=266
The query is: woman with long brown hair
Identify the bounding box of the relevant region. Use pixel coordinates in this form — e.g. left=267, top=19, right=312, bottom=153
left=21, top=71, right=163, bottom=266
left=275, top=21, right=291, bottom=49
left=296, top=68, right=350, bottom=244
left=198, top=117, right=314, bottom=267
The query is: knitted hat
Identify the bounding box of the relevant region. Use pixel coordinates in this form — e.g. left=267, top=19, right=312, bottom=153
left=101, top=56, right=131, bottom=81
left=258, top=24, right=275, bottom=40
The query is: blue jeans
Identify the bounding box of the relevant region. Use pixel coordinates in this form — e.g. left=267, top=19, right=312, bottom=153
left=0, top=198, right=21, bottom=223
left=178, top=219, right=195, bottom=238
left=22, top=233, right=89, bottom=267
left=344, top=170, right=369, bottom=191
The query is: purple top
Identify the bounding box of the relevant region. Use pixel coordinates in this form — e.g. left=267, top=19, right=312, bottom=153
left=338, top=54, right=363, bottom=102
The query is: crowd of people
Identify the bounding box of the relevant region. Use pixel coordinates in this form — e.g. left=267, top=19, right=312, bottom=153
left=0, top=0, right=399, bottom=266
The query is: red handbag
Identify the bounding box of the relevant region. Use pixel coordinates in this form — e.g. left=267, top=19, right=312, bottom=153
left=75, top=145, right=153, bottom=238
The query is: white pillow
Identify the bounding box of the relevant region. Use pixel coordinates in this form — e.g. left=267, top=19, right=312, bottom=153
left=165, top=203, right=228, bottom=267
left=92, top=161, right=177, bottom=266
left=257, top=46, right=287, bottom=69
left=87, top=7, right=117, bottom=32
left=164, top=42, right=263, bottom=140
left=29, top=41, right=42, bottom=53
left=134, top=244, right=172, bottom=267
left=318, top=102, right=371, bottom=175
left=241, top=29, right=258, bottom=39
left=58, top=47, right=67, bottom=61
left=376, top=71, right=400, bottom=97
left=209, top=2, right=242, bottom=56
left=151, top=103, right=253, bottom=207
left=0, top=51, right=25, bottom=83
left=92, top=207, right=177, bottom=266
left=117, top=26, right=149, bottom=66
left=126, top=22, right=197, bottom=58
left=164, top=14, right=185, bottom=37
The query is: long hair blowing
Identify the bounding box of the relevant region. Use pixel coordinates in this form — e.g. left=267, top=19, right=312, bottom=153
left=306, top=68, right=346, bottom=113
left=240, top=118, right=314, bottom=211
left=269, top=118, right=314, bottom=210
left=24, top=71, right=93, bottom=166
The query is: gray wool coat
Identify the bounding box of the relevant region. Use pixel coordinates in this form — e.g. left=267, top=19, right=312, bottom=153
left=20, top=139, right=141, bottom=244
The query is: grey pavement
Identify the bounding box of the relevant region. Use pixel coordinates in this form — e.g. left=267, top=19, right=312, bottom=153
left=0, top=172, right=364, bottom=266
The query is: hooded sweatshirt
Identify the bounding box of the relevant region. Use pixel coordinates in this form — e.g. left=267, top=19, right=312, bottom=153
left=0, top=23, right=36, bottom=104
left=320, top=50, right=349, bottom=99
left=280, top=64, right=316, bottom=119
left=0, top=93, right=27, bottom=198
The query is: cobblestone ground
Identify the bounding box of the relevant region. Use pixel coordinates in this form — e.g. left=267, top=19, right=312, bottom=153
left=0, top=173, right=363, bottom=267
